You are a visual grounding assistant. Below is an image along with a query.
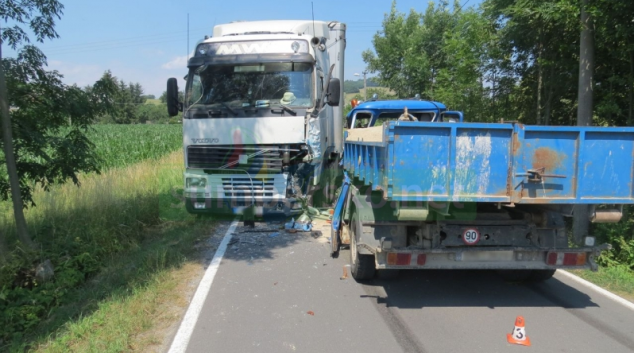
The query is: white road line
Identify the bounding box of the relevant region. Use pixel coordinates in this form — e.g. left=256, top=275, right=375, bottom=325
left=559, top=270, right=634, bottom=312
left=168, top=219, right=239, bottom=353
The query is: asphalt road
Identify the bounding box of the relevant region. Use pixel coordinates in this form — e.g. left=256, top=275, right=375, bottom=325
left=178, top=220, right=634, bottom=353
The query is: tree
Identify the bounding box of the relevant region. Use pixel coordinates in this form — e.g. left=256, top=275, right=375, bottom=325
left=0, top=2, right=118, bottom=257
left=159, top=89, right=184, bottom=104
left=363, top=0, right=496, bottom=120
left=0, top=0, right=65, bottom=253
left=362, top=2, right=426, bottom=98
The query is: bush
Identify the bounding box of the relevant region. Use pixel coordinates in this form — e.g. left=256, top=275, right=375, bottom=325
left=594, top=206, right=634, bottom=269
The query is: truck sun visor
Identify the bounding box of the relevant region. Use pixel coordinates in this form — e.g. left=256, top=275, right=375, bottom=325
left=196, top=40, right=309, bottom=56
left=187, top=53, right=315, bottom=67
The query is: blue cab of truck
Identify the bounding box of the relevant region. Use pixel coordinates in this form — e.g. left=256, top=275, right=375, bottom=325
left=346, top=96, right=463, bottom=129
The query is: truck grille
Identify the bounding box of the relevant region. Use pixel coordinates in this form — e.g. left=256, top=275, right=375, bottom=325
left=187, top=145, right=283, bottom=173
left=222, top=177, right=277, bottom=198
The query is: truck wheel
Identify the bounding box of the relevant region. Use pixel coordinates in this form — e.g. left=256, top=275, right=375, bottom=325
left=350, top=212, right=376, bottom=280
left=527, top=269, right=556, bottom=282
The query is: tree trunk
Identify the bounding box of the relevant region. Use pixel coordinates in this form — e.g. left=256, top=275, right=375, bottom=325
left=536, top=65, right=543, bottom=125
left=573, top=0, right=594, bottom=246
left=536, top=36, right=543, bottom=125
left=0, top=34, right=35, bottom=250
left=544, top=64, right=555, bottom=125
left=627, top=50, right=634, bottom=126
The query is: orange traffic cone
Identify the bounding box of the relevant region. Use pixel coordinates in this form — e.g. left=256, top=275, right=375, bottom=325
left=507, top=316, right=531, bottom=346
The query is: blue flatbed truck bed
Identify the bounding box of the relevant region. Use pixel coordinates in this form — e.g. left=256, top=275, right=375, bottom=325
left=331, top=99, right=634, bottom=281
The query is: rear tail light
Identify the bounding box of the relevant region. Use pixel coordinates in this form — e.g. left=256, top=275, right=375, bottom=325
left=546, top=252, right=587, bottom=266
left=417, top=254, right=427, bottom=265
left=387, top=253, right=412, bottom=266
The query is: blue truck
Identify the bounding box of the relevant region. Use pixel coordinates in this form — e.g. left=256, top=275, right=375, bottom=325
left=331, top=98, right=633, bottom=281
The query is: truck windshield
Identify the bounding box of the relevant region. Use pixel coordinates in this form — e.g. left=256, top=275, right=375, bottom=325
left=187, top=62, right=313, bottom=110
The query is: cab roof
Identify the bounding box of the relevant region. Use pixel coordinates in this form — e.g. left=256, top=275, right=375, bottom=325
left=346, top=99, right=447, bottom=119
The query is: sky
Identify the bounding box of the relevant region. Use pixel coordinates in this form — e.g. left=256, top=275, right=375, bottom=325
left=5, top=0, right=480, bottom=97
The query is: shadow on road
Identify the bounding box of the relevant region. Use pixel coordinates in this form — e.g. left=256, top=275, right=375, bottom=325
left=359, top=269, right=598, bottom=309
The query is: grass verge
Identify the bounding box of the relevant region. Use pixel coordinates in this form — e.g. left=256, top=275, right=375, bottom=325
left=569, top=266, right=634, bottom=302
left=1, top=149, right=216, bottom=351
left=25, top=227, right=212, bottom=353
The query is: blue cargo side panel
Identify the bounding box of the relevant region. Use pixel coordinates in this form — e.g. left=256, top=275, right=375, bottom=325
left=344, top=122, right=634, bottom=204
left=387, top=123, right=513, bottom=201
left=452, top=127, right=513, bottom=201
left=520, top=130, right=578, bottom=200
left=579, top=131, right=634, bottom=200
left=390, top=125, right=451, bottom=200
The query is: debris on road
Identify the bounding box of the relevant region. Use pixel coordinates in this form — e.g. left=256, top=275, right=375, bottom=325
left=306, top=311, right=315, bottom=316
left=240, top=236, right=256, bottom=244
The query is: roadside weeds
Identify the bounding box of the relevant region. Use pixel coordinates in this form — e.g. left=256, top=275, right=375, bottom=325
left=569, top=266, right=634, bottom=303
left=1, top=150, right=219, bottom=352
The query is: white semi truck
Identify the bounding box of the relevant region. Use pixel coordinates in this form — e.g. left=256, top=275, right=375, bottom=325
left=166, top=20, right=346, bottom=216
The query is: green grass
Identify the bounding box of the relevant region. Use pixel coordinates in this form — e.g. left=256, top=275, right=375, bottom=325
left=0, top=150, right=213, bottom=350
left=86, top=124, right=182, bottom=171
left=570, top=265, right=634, bottom=302
left=344, top=87, right=395, bottom=103
left=144, top=99, right=162, bottom=106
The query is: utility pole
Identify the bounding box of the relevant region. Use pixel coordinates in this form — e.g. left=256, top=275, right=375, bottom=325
left=187, top=13, right=189, bottom=58
left=354, top=70, right=368, bottom=101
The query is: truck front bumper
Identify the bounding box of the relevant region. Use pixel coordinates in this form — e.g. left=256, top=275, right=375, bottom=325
left=185, top=197, right=304, bottom=216
left=184, top=171, right=304, bottom=216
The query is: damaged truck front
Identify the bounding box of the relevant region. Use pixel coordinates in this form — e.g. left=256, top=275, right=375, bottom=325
left=166, top=20, right=346, bottom=216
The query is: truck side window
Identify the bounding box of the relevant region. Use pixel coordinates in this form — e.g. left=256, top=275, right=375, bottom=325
left=375, top=112, right=402, bottom=126
left=189, top=75, right=203, bottom=105
left=353, top=112, right=372, bottom=128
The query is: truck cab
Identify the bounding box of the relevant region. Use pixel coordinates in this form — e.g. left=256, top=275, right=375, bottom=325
left=346, top=98, right=463, bottom=129
left=166, top=20, right=346, bottom=216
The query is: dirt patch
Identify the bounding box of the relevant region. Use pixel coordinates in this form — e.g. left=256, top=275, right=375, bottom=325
left=135, top=262, right=206, bottom=352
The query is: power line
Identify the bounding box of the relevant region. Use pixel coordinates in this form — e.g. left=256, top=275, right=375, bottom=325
left=458, top=0, right=471, bottom=11
left=38, top=26, right=211, bottom=51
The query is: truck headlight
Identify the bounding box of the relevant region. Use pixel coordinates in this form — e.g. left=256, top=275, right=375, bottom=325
left=186, top=177, right=206, bottom=188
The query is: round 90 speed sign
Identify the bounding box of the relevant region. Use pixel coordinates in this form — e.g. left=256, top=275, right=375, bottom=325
left=462, top=228, right=480, bottom=245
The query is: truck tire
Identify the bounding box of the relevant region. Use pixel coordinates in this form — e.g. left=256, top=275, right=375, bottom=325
left=527, top=269, right=556, bottom=282
left=350, top=211, right=376, bottom=280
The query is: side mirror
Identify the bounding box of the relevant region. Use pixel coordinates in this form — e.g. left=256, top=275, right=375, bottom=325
left=167, top=78, right=181, bottom=116
left=326, top=78, right=340, bottom=107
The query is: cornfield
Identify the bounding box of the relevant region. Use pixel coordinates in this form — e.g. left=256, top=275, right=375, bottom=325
left=87, top=124, right=182, bottom=170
